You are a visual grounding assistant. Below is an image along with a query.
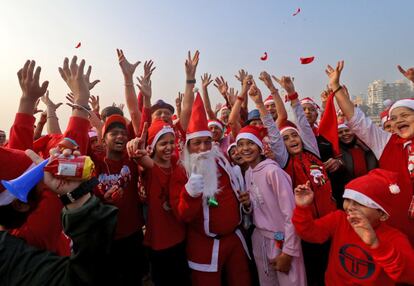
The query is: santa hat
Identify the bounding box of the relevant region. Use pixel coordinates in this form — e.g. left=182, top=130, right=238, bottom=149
left=264, top=95, right=274, bottom=106
left=389, top=98, right=414, bottom=116
left=236, top=125, right=267, bottom=150
left=208, top=120, right=224, bottom=131
left=186, top=92, right=212, bottom=141
left=219, top=105, right=229, bottom=112
left=380, top=108, right=391, bottom=127
left=102, top=114, right=127, bottom=135
left=0, top=147, right=34, bottom=205
left=338, top=123, right=348, bottom=130
left=227, top=142, right=237, bottom=157
left=343, top=169, right=401, bottom=216
left=318, top=92, right=341, bottom=156
left=88, top=130, right=98, bottom=138
left=147, top=119, right=175, bottom=150
left=300, top=97, right=320, bottom=110
left=280, top=120, right=299, bottom=135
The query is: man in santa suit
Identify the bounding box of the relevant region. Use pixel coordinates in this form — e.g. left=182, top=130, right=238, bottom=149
left=170, top=93, right=252, bottom=286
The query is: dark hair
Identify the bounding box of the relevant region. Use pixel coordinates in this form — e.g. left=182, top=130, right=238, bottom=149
left=0, top=187, right=38, bottom=229
left=101, top=106, right=124, bottom=122
left=104, top=122, right=126, bottom=136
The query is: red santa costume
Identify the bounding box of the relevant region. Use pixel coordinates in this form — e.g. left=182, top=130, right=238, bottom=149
left=293, top=169, right=414, bottom=285
left=346, top=99, right=414, bottom=244
left=169, top=94, right=251, bottom=286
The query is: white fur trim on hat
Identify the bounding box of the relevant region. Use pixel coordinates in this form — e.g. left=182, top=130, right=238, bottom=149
left=208, top=121, right=224, bottom=131
left=227, top=142, right=237, bottom=156
left=0, top=189, right=16, bottom=206
left=338, top=124, right=348, bottom=130
left=280, top=126, right=299, bottom=135
left=343, top=189, right=388, bottom=215
left=151, top=126, right=175, bottom=150
left=300, top=98, right=320, bottom=110
left=186, top=130, right=212, bottom=142
left=88, top=131, right=98, bottom=138
left=389, top=99, right=414, bottom=115
left=264, top=98, right=274, bottom=106
left=236, top=132, right=263, bottom=150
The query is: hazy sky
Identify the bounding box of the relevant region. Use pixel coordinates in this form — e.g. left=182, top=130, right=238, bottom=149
left=1, top=0, right=413, bottom=134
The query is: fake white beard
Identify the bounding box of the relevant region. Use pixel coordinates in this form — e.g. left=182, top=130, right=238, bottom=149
left=182, top=146, right=219, bottom=198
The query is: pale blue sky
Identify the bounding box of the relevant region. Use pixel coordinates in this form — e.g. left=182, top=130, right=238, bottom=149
left=1, top=0, right=413, bottom=132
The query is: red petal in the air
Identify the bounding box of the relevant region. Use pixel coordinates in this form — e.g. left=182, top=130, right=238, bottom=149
left=75, top=42, right=81, bottom=48
left=300, top=56, right=315, bottom=64
left=260, top=52, right=268, bottom=61
left=293, top=8, right=301, bottom=16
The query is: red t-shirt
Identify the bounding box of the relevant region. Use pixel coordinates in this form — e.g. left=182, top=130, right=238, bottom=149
left=293, top=207, right=414, bottom=285
left=93, top=155, right=144, bottom=239
left=142, top=157, right=186, bottom=250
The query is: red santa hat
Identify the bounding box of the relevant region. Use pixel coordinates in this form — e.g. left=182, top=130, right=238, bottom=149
left=236, top=125, right=267, bottom=150
left=102, top=114, right=127, bottom=135
left=186, top=92, right=212, bottom=141
left=0, top=147, right=34, bottom=205
left=380, top=108, right=390, bottom=127
left=342, top=169, right=401, bottom=216
left=300, top=97, right=320, bottom=110
left=338, top=123, right=348, bottom=130
left=389, top=98, right=414, bottom=116
left=208, top=120, right=224, bottom=132
left=264, top=95, right=274, bottom=106
left=279, top=120, right=299, bottom=135
left=147, top=119, right=175, bottom=150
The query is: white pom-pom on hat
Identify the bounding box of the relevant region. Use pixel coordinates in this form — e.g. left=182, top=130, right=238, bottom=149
left=389, top=184, right=400, bottom=194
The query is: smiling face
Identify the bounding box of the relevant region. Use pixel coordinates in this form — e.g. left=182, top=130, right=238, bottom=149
left=265, top=101, right=277, bottom=120
left=154, top=133, right=175, bottom=163
left=282, top=129, right=303, bottom=155
left=237, top=138, right=261, bottom=167
left=302, top=103, right=318, bottom=126
left=229, top=145, right=244, bottom=166
left=389, top=107, right=414, bottom=139
left=338, top=127, right=355, bottom=144
left=104, top=126, right=128, bottom=153
left=188, top=136, right=213, bottom=154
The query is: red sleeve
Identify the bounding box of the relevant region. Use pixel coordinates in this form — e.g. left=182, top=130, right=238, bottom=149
left=169, top=165, right=202, bottom=223
left=63, top=116, right=90, bottom=155
left=369, top=231, right=414, bottom=284
left=139, top=106, right=152, bottom=134
left=8, top=113, right=36, bottom=150
left=292, top=206, right=340, bottom=243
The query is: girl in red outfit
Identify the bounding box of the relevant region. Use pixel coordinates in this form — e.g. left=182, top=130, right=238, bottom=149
left=128, top=119, right=190, bottom=286
left=293, top=169, right=414, bottom=286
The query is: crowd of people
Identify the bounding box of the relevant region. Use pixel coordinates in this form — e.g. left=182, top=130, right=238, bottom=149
left=1, top=49, right=414, bottom=286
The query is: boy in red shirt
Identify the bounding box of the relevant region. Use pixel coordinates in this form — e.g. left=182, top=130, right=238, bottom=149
left=293, top=169, right=414, bottom=285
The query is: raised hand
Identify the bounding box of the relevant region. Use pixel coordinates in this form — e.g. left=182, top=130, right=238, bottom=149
left=248, top=80, right=264, bottom=105
left=272, top=75, right=295, bottom=95
left=294, top=181, right=314, bottom=207
left=235, top=69, right=248, bottom=83
left=143, top=60, right=156, bottom=77
left=17, top=60, right=49, bottom=114
left=89, top=95, right=100, bottom=113
left=347, top=208, right=379, bottom=247
left=127, top=122, right=149, bottom=159
left=85, top=65, right=100, bottom=90
left=185, top=50, right=200, bottom=80
left=397, top=65, right=414, bottom=83
left=201, top=73, right=213, bottom=89
left=214, top=76, right=229, bottom=96
left=325, top=61, right=344, bottom=90
left=58, top=56, right=91, bottom=105
left=259, top=71, right=277, bottom=92
left=41, top=91, right=62, bottom=112
left=117, top=49, right=141, bottom=79
left=136, top=73, right=152, bottom=99
left=227, top=87, right=238, bottom=106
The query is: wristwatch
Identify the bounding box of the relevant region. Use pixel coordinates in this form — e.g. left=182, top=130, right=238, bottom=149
left=59, top=177, right=99, bottom=205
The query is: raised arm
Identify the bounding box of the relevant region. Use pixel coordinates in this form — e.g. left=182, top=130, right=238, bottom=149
left=41, top=91, right=62, bottom=135
left=260, top=71, right=288, bottom=126
left=175, top=92, right=183, bottom=120
left=214, top=76, right=230, bottom=108
left=200, top=73, right=216, bottom=120
left=397, top=65, right=414, bottom=84
left=248, top=79, right=289, bottom=167
left=228, top=73, right=252, bottom=137
left=181, top=50, right=199, bottom=131
left=116, top=49, right=142, bottom=136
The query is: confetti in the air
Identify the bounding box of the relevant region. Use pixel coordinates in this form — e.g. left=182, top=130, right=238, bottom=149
left=75, top=42, right=81, bottom=48
left=300, top=56, right=315, bottom=64
left=260, top=52, right=268, bottom=61
left=293, top=8, right=301, bottom=16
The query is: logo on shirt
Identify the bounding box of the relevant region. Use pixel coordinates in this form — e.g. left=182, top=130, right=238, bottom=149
left=97, top=165, right=131, bottom=193
left=339, top=244, right=375, bottom=279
